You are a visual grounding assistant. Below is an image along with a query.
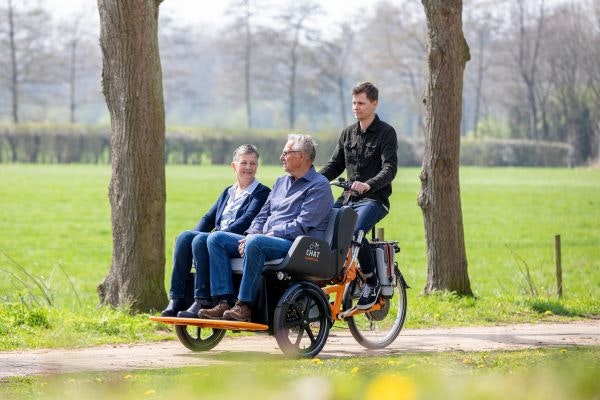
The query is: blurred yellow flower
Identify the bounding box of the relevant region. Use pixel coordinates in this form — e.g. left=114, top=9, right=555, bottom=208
left=123, top=374, right=134, bottom=380
left=144, top=389, right=156, bottom=395
left=312, top=358, right=324, bottom=364
left=364, top=374, right=417, bottom=400
left=544, top=310, right=553, bottom=316
left=351, top=367, right=359, bottom=375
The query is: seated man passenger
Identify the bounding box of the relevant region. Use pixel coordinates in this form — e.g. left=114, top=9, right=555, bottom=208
left=200, top=134, right=334, bottom=322
left=160, top=144, right=270, bottom=317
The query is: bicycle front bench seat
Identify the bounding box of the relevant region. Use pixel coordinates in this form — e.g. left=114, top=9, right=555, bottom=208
left=229, top=206, right=357, bottom=281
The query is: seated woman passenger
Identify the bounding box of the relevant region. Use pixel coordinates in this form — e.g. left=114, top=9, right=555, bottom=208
left=160, top=144, right=270, bottom=317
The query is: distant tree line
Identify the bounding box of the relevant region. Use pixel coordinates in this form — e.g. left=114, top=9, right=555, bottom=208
left=0, top=125, right=571, bottom=167
left=0, top=0, right=597, bottom=165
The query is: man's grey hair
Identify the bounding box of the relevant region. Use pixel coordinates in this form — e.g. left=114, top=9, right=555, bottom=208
left=233, top=144, right=259, bottom=162
left=287, top=134, right=317, bottom=161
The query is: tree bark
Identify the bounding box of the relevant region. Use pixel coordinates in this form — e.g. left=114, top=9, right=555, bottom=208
left=418, top=0, right=473, bottom=296
left=97, top=0, right=166, bottom=312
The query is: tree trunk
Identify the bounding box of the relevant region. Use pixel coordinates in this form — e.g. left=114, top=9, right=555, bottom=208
left=418, top=0, right=473, bottom=296
left=97, top=0, right=166, bottom=312
left=8, top=0, right=19, bottom=124
left=243, top=0, right=252, bottom=129
left=69, top=39, right=77, bottom=124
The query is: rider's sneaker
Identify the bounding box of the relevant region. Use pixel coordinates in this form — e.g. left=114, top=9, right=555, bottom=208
left=356, top=283, right=381, bottom=310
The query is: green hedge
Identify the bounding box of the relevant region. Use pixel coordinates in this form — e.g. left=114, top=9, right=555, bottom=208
left=460, top=138, right=572, bottom=167
left=0, top=125, right=573, bottom=167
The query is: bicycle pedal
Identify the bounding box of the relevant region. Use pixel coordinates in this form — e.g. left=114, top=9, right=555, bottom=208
left=338, top=306, right=357, bottom=319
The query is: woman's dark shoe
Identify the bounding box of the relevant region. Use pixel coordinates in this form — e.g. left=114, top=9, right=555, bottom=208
left=160, top=298, right=186, bottom=317
left=177, top=300, right=206, bottom=318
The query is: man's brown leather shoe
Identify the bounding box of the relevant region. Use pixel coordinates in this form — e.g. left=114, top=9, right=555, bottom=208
left=222, top=301, right=251, bottom=322
left=198, top=299, right=230, bottom=320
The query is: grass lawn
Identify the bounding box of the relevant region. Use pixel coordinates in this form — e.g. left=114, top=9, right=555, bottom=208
left=1, top=347, right=599, bottom=399
left=0, top=164, right=599, bottom=350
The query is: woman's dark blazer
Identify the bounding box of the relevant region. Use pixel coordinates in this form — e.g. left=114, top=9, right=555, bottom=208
left=193, top=183, right=270, bottom=235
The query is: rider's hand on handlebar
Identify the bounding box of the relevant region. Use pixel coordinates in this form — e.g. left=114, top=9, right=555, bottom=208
left=351, top=181, right=371, bottom=194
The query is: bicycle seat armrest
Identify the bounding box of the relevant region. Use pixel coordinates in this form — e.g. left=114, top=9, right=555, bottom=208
left=264, top=235, right=335, bottom=281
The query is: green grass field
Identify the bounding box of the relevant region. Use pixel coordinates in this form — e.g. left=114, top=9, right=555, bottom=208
left=0, top=164, right=599, bottom=350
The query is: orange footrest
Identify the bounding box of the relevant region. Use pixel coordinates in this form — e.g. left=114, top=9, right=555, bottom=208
left=150, top=316, right=269, bottom=331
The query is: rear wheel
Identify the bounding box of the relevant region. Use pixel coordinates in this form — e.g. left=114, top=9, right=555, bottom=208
left=343, top=266, right=407, bottom=349
left=175, top=324, right=226, bottom=352
left=273, top=283, right=331, bottom=358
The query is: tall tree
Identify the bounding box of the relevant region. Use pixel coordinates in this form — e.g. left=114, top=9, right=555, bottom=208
left=60, top=6, right=99, bottom=123
left=0, top=0, right=52, bottom=123
left=217, top=0, right=260, bottom=128
left=97, top=0, right=166, bottom=312
left=418, top=0, right=473, bottom=296
left=313, top=22, right=356, bottom=127
left=513, top=0, right=546, bottom=140
left=277, top=1, right=321, bottom=129
left=6, top=0, right=18, bottom=123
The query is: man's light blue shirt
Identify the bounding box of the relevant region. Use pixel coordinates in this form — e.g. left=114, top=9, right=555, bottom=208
left=247, top=166, right=334, bottom=241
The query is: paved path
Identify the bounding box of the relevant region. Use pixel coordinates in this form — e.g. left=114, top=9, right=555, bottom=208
left=1, top=320, right=598, bottom=379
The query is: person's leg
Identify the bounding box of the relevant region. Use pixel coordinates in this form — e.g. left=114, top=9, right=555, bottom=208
left=237, top=234, right=292, bottom=303
left=191, top=232, right=211, bottom=302
left=199, top=231, right=245, bottom=319
left=206, top=231, right=245, bottom=299
left=162, top=230, right=198, bottom=316
left=353, top=200, right=389, bottom=283
left=177, top=232, right=212, bottom=317
left=223, top=234, right=292, bottom=321
left=351, top=200, right=388, bottom=309
left=168, top=230, right=198, bottom=298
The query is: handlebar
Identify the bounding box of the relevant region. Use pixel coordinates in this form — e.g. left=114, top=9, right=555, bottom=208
left=330, top=177, right=354, bottom=191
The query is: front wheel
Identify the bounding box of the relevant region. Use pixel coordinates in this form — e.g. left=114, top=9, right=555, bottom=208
left=343, top=266, right=407, bottom=349
left=175, top=324, right=226, bottom=352
left=273, top=283, right=331, bottom=358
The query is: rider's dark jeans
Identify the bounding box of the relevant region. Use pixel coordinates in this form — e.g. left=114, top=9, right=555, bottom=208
left=168, top=230, right=211, bottom=301
left=334, top=199, right=388, bottom=285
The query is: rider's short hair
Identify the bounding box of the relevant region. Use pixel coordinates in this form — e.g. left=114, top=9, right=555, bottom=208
left=352, top=81, right=379, bottom=102
left=287, top=134, right=317, bottom=161
left=233, top=144, right=259, bottom=162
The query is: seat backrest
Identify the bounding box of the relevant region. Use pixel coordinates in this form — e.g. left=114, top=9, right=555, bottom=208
left=327, top=206, right=357, bottom=271
left=323, top=208, right=341, bottom=249
left=262, top=206, right=357, bottom=281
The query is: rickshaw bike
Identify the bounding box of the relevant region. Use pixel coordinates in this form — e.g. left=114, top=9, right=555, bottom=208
left=150, top=179, right=409, bottom=358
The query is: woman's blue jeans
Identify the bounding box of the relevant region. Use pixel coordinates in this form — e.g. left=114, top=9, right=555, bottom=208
left=168, top=230, right=211, bottom=301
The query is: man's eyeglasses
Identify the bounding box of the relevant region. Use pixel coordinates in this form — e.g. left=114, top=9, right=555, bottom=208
left=281, top=150, right=301, bottom=158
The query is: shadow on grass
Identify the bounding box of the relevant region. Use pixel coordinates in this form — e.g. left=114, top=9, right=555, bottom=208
left=527, top=299, right=578, bottom=316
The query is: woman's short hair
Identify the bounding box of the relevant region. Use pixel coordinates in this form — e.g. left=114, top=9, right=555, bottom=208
left=233, top=144, right=259, bottom=162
